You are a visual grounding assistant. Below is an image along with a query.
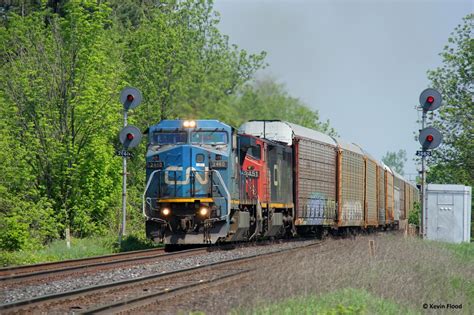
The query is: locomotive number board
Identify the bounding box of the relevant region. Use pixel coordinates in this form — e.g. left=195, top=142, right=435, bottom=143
left=210, top=160, right=228, bottom=169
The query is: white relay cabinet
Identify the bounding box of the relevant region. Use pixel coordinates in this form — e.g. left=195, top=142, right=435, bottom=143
left=426, top=184, right=471, bottom=243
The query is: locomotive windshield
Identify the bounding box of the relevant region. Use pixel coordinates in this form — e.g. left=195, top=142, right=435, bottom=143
left=191, top=131, right=228, bottom=145
left=152, top=131, right=187, bottom=145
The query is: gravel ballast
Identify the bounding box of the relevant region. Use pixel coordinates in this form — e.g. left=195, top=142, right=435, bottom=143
left=0, top=240, right=317, bottom=305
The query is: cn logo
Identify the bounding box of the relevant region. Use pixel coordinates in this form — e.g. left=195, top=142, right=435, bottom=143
left=164, top=166, right=209, bottom=185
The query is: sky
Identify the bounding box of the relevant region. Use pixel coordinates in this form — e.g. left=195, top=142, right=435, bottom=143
left=214, top=0, right=472, bottom=181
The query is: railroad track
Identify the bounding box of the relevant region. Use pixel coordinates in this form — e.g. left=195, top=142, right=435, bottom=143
left=0, top=247, right=207, bottom=284
left=0, top=240, right=340, bottom=314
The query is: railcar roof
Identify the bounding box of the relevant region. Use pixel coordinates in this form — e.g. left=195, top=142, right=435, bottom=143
left=332, top=138, right=364, bottom=155
left=390, top=168, right=408, bottom=182
left=239, top=120, right=336, bottom=146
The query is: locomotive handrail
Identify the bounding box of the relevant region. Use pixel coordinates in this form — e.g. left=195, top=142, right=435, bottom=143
left=210, top=169, right=230, bottom=221
left=143, top=170, right=162, bottom=219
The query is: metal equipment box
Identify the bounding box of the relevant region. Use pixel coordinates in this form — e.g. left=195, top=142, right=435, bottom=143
left=426, top=184, right=471, bottom=243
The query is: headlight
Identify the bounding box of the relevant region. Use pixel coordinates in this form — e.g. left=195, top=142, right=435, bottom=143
left=183, top=120, right=196, bottom=128
left=161, top=208, right=171, bottom=216
left=199, top=207, right=209, bottom=216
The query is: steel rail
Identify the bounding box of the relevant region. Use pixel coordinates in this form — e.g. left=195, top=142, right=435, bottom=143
left=0, top=247, right=206, bottom=282
left=0, top=240, right=325, bottom=312
left=82, top=269, right=254, bottom=314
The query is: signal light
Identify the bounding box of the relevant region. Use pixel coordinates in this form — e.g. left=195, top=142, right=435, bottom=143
left=126, top=94, right=134, bottom=102
left=419, top=127, right=442, bottom=150
left=419, top=88, right=442, bottom=111
left=126, top=133, right=134, bottom=141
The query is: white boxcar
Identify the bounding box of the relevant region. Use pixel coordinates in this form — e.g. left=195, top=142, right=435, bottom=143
left=426, top=184, right=471, bottom=243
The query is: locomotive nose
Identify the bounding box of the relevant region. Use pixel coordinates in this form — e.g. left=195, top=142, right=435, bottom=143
left=159, top=145, right=211, bottom=198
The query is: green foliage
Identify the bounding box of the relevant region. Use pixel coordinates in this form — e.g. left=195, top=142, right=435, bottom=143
left=408, top=202, right=420, bottom=226
left=426, top=14, right=473, bottom=187
left=0, top=215, right=30, bottom=251
left=124, top=0, right=266, bottom=126
left=382, top=149, right=407, bottom=175
left=230, top=77, right=338, bottom=136
left=119, top=234, right=162, bottom=252
left=0, top=1, right=124, bottom=247
left=239, top=288, right=418, bottom=315
left=0, top=235, right=119, bottom=266
left=0, top=233, right=162, bottom=267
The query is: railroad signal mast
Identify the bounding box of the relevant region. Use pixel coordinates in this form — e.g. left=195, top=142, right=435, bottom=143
left=417, top=88, right=442, bottom=238
left=118, top=87, right=143, bottom=242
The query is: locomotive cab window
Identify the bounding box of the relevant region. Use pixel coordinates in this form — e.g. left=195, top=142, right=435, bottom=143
left=152, top=131, right=187, bottom=145
left=247, top=144, right=261, bottom=160
left=191, top=131, right=228, bottom=145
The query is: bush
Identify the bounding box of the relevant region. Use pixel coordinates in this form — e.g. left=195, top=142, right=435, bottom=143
left=0, top=215, right=30, bottom=251
left=408, top=202, right=420, bottom=226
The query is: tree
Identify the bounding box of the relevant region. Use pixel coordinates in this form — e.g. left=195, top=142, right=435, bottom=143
left=0, top=1, right=123, bottom=244
left=426, top=14, right=473, bottom=186
left=382, top=149, right=407, bottom=175
left=230, top=77, right=338, bottom=136
left=124, top=0, right=266, bottom=127
left=0, top=0, right=268, bottom=249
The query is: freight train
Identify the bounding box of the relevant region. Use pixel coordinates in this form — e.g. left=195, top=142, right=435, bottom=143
left=143, top=119, right=419, bottom=244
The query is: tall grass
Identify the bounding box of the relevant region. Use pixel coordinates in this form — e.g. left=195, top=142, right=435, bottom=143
left=183, top=234, right=473, bottom=314
left=240, top=288, right=419, bottom=315
left=0, top=234, right=160, bottom=267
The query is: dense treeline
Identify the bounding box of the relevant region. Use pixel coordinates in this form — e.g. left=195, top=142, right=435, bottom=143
left=0, top=0, right=334, bottom=250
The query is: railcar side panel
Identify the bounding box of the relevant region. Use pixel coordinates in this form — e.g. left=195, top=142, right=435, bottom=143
left=407, top=184, right=411, bottom=214
left=295, top=138, right=337, bottom=226
left=365, top=158, right=378, bottom=226
left=405, top=183, right=412, bottom=219
left=393, top=175, right=401, bottom=221
left=385, top=171, right=394, bottom=224
left=377, top=166, right=386, bottom=225
left=399, top=179, right=406, bottom=220
left=266, top=143, right=293, bottom=207
left=338, top=149, right=365, bottom=227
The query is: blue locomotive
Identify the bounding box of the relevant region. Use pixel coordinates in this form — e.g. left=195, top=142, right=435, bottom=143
left=143, top=120, right=241, bottom=244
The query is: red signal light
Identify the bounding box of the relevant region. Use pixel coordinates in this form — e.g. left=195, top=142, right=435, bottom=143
left=426, top=134, right=434, bottom=142
left=426, top=96, right=434, bottom=104
left=126, top=94, right=134, bottom=102
left=126, top=133, right=134, bottom=141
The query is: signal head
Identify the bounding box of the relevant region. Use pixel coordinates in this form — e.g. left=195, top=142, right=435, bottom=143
left=419, top=127, right=442, bottom=150
left=119, top=125, right=142, bottom=149
left=419, top=88, right=442, bottom=111
left=120, top=87, right=142, bottom=110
